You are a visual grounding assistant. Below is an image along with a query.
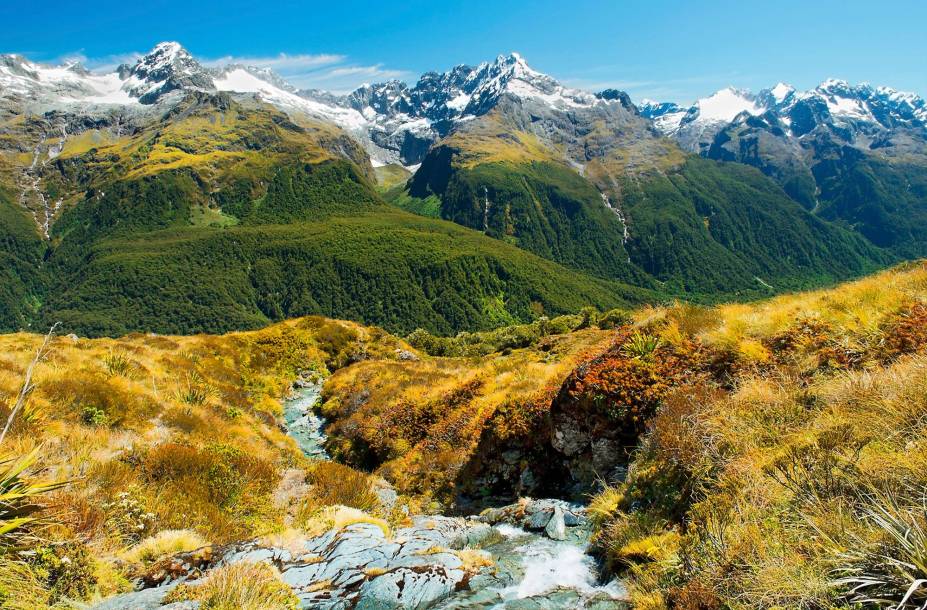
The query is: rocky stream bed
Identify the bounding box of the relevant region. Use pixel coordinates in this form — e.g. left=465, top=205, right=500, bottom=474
left=94, top=382, right=628, bottom=609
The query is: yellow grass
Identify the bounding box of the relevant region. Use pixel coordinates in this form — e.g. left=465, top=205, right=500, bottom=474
left=299, top=505, right=391, bottom=538
left=322, top=327, right=614, bottom=498
left=0, top=316, right=405, bottom=602
left=164, top=561, right=298, bottom=610
left=120, top=529, right=208, bottom=565
left=444, top=113, right=558, bottom=168
left=703, top=262, right=927, bottom=348
left=591, top=261, right=927, bottom=609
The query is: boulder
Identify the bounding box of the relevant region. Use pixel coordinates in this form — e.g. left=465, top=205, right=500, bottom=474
left=545, top=506, right=567, bottom=540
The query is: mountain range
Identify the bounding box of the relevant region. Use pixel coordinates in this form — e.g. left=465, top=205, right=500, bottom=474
left=1, top=41, right=924, bottom=336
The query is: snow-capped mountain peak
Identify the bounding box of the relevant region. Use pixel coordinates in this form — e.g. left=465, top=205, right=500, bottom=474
left=769, top=82, right=796, bottom=103
left=119, top=42, right=214, bottom=104
left=690, top=87, right=761, bottom=123
left=644, top=78, right=927, bottom=153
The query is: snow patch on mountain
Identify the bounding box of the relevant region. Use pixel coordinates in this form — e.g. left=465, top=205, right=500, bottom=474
left=0, top=56, right=138, bottom=106
left=214, top=67, right=367, bottom=129
left=645, top=78, right=927, bottom=151
left=692, top=87, right=761, bottom=123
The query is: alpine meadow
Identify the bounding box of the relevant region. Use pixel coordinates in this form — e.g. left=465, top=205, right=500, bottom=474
left=2, top=2, right=927, bottom=608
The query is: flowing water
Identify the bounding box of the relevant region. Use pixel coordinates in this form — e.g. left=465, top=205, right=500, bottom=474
left=280, top=383, right=627, bottom=608
left=434, top=524, right=627, bottom=609
left=282, top=382, right=329, bottom=460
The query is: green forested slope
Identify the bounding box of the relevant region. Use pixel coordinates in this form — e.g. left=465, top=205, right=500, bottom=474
left=401, top=141, right=887, bottom=298
left=39, top=160, right=649, bottom=336
left=409, top=152, right=649, bottom=285
left=42, top=208, right=644, bottom=337
left=622, top=157, right=889, bottom=295
left=0, top=187, right=45, bottom=331
left=813, top=151, right=927, bottom=256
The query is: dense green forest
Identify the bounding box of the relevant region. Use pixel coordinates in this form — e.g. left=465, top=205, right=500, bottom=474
left=408, top=153, right=648, bottom=285
left=621, top=157, right=889, bottom=294
left=19, top=160, right=650, bottom=337
left=0, top=187, right=45, bottom=330
left=400, top=150, right=888, bottom=297
left=813, top=151, right=927, bottom=255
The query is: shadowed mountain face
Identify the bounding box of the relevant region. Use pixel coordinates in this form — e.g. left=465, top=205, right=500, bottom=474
left=0, top=42, right=920, bottom=335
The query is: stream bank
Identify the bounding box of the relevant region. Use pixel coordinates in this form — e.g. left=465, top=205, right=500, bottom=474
left=94, top=379, right=628, bottom=609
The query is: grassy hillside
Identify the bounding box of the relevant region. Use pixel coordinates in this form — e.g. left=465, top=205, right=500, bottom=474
left=0, top=317, right=414, bottom=606
left=584, top=261, right=927, bottom=609
left=5, top=262, right=927, bottom=607
left=399, top=115, right=888, bottom=299
left=319, top=261, right=927, bottom=608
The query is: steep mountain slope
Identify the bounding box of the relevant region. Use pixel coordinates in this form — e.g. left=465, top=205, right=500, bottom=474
left=0, top=42, right=915, bottom=335
left=0, top=45, right=655, bottom=336
left=644, top=80, right=927, bottom=257
left=0, top=185, right=45, bottom=329
left=397, top=59, right=885, bottom=295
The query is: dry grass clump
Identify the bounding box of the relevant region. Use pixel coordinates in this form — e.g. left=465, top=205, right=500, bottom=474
left=300, top=461, right=379, bottom=513
left=454, top=548, right=494, bottom=572
left=164, top=561, right=299, bottom=610
left=589, top=262, right=927, bottom=609
left=120, top=529, right=208, bottom=566
left=0, top=316, right=403, bottom=603
left=297, top=505, right=391, bottom=539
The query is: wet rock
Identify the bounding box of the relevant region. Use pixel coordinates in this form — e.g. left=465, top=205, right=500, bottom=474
left=526, top=509, right=552, bottom=530
left=356, top=565, right=463, bottom=609
left=545, top=506, right=567, bottom=541
left=477, top=498, right=588, bottom=538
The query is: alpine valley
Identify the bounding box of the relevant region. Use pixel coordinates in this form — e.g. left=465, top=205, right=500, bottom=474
left=6, top=34, right=927, bottom=610
left=2, top=42, right=923, bottom=337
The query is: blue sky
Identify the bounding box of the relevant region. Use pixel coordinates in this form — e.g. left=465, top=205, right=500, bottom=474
left=3, top=0, right=925, bottom=102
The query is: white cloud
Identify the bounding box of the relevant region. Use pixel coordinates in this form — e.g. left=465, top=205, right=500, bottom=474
left=201, top=52, right=345, bottom=71
left=306, top=64, right=409, bottom=93
left=205, top=56, right=409, bottom=93
left=52, top=51, right=143, bottom=73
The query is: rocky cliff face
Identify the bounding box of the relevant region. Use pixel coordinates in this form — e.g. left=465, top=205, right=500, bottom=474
left=458, top=330, right=711, bottom=504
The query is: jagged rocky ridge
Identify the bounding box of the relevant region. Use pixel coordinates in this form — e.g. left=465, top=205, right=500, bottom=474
left=640, top=79, right=927, bottom=152
left=4, top=42, right=924, bottom=170
left=0, top=43, right=626, bottom=166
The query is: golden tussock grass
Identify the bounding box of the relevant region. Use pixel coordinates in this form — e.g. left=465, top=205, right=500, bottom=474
left=0, top=316, right=402, bottom=603
left=592, top=262, right=927, bottom=609
left=322, top=327, right=614, bottom=499
left=164, top=561, right=299, bottom=610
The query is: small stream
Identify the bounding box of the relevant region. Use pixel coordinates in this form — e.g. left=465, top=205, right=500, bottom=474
left=280, top=382, right=628, bottom=609
left=282, top=381, right=329, bottom=460
left=434, top=525, right=626, bottom=609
